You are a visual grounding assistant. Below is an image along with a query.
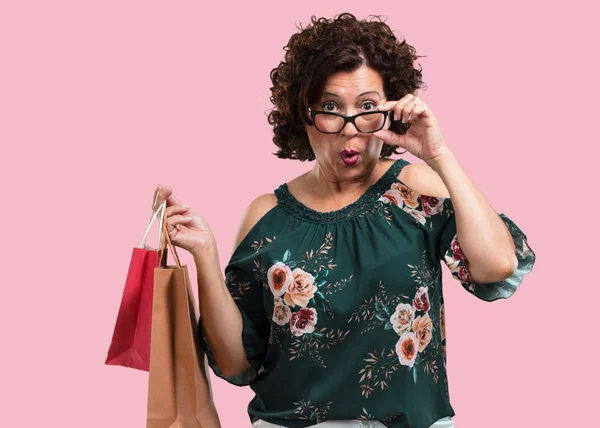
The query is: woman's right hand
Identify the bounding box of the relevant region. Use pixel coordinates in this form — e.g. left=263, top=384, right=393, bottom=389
left=152, top=184, right=216, bottom=255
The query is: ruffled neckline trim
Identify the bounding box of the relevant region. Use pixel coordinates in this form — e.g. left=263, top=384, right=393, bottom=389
left=274, top=158, right=409, bottom=224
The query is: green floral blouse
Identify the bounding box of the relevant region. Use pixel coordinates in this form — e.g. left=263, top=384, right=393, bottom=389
left=197, top=158, right=536, bottom=428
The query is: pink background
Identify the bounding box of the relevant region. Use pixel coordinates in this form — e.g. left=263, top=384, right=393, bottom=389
left=1, top=1, right=597, bottom=427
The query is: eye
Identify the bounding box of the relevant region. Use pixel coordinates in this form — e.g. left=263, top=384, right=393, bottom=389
left=362, top=101, right=376, bottom=111
left=322, top=101, right=337, bottom=112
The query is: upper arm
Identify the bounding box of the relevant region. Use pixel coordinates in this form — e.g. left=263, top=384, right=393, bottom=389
left=201, top=193, right=277, bottom=385
left=399, top=162, right=450, bottom=198
left=233, top=193, right=278, bottom=252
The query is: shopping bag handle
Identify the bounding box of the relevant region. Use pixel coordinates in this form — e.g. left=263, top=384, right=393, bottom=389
left=158, top=201, right=182, bottom=269
left=140, top=198, right=166, bottom=250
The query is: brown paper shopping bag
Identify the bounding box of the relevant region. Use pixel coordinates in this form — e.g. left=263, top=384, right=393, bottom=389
left=146, top=205, right=221, bottom=428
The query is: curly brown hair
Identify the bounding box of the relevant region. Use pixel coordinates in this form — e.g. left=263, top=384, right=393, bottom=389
left=267, top=13, right=427, bottom=162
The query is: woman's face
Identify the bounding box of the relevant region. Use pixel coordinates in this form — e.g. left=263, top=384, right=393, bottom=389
left=305, top=64, right=391, bottom=180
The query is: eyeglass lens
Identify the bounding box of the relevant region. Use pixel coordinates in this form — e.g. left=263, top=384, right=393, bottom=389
left=314, top=112, right=386, bottom=133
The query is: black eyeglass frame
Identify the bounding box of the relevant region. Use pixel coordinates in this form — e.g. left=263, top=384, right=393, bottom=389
left=308, top=107, right=392, bottom=134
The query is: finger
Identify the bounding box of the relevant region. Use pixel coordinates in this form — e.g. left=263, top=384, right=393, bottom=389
left=406, top=99, right=432, bottom=123
left=153, top=185, right=180, bottom=211
left=380, top=96, right=415, bottom=123
left=414, top=102, right=432, bottom=119
left=152, top=186, right=161, bottom=210
left=166, top=202, right=190, bottom=217
left=375, top=93, right=415, bottom=112
left=403, top=97, right=418, bottom=123
left=404, top=95, right=425, bottom=123
left=166, top=213, right=193, bottom=231
left=372, top=128, right=405, bottom=148
left=153, top=185, right=170, bottom=210
left=375, top=100, right=399, bottom=112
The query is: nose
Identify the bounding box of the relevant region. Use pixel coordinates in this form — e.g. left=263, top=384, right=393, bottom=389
left=340, top=118, right=359, bottom=136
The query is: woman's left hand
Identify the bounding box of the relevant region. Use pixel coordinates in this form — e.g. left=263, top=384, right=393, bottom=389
left=374, top=94, right=450, bottom=164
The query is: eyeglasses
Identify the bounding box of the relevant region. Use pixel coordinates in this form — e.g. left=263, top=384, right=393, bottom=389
left=308, top=107, right=391, bottom=134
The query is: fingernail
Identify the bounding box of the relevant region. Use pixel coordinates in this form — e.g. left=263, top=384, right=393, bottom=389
left=184, top=216, right=192, bottom=220
left=183, top=204, right=189, bottom=208
left=165, top=185, right=171, bottom=191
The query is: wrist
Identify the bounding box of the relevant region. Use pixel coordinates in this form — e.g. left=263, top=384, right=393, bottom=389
left=425, top=147, right=456, bottom=172
left=192, top=241, right=219, bottom=264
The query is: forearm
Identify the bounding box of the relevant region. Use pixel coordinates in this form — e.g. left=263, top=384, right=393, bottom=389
left=193, top=245, right=251, bottom=376
left=427, top=150, right=517, bottom=282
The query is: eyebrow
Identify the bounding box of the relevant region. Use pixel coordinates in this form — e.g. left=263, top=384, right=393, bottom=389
left=322, top=90, right=381, bottom=98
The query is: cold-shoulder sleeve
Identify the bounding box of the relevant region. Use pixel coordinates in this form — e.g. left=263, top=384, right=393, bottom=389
left=436, top=199, right=536, bottom=301
left=196, top=250, right=270, bottom=386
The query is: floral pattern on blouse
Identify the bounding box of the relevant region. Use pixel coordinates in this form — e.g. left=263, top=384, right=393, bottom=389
left=379, top=181, right=448, bottom=228
left=265, top=232, right=352, bottom=368
left=441, top=217, right=536, bottom=300
left=358, top=408, right=405, bottom=423
left=379, top=178, right=536, bottom=302
left=292, top=400, right=333, bottom=423
left=354, top=254, right=445, bottom=398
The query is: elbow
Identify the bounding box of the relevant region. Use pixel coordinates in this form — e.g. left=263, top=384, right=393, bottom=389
left=492, top=253, right=519, bottom=281
left=508, top=254, right=519, bottom=274
left=217, top=357, right=251, bottom=378
left=219, top=366, right=241, bottom=378
left=495, top=254, right=519, bottom=280
left=490, top=260, right=517, bottom=282
left=466, top=255, right=517, bottom=283
left=215, top=354, right=250, bottom=377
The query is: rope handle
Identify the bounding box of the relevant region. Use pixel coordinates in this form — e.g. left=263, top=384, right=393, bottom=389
left=140, top=189, right=166, bottom=249
left=158, top=200, right=181, bottom=269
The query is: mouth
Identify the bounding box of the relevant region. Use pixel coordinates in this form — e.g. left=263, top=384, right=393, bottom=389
left=340, top=150, right=360, bottom=165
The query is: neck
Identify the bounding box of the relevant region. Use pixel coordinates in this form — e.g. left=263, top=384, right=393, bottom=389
left=306, top=158, right=384, bottom=199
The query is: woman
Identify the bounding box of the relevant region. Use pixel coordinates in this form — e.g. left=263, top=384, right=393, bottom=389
left=152, top=13, right=535, bottom=428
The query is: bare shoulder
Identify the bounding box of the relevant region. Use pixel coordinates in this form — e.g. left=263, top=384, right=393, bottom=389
left=399, top=162, right=450, bottom=198
left=233, top=193, right=278, bottom=250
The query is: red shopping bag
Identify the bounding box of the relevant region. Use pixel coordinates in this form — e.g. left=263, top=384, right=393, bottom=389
left=105, top=200, right=167, bottom=371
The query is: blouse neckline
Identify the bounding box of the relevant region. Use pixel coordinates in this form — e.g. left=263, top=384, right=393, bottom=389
left=274, top=158, right=408, bottom=224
